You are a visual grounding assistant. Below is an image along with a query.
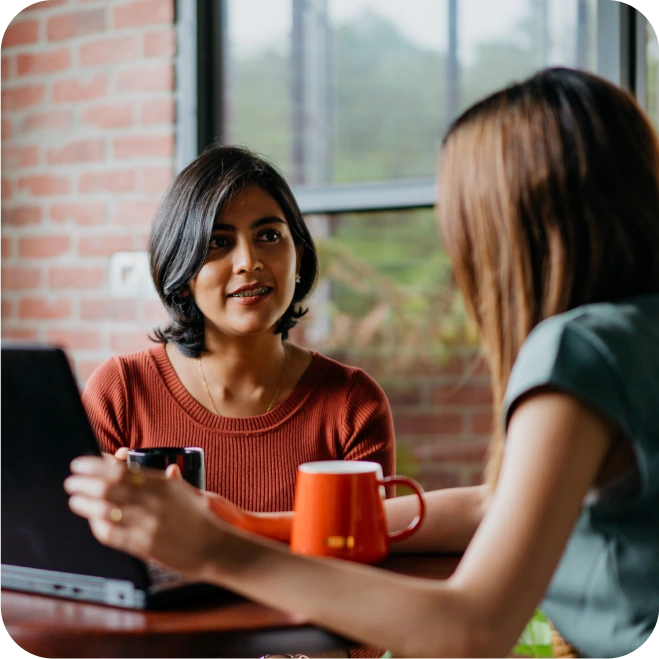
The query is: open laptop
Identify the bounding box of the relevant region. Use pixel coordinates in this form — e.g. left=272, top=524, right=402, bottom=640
left=1, top=343, right=231, bottom=609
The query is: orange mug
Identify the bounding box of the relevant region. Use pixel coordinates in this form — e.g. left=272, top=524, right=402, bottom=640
left=290, top=460, right=425, bottom=564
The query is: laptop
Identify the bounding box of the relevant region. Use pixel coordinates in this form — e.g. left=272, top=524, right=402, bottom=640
left=1, top=343, right=231, bottom=609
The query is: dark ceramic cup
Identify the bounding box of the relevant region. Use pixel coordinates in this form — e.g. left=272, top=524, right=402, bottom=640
left=126, top=447, right=206, bottom=490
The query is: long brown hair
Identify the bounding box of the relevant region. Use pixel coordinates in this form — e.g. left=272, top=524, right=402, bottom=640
left=437, top=67, right=659, bottom=486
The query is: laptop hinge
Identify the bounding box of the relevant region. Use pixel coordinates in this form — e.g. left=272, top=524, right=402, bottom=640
left=1, top=564, right=146, bottom=608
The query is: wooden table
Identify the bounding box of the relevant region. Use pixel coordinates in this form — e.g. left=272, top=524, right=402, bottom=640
left=1, top=554, right=461, bottom=658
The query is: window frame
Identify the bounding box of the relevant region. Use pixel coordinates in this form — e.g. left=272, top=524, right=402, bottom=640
left=177, top=0, right=647, bottom=214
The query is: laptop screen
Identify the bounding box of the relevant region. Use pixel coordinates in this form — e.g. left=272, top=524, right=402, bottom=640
left=1, top=345, right=147, bottom=586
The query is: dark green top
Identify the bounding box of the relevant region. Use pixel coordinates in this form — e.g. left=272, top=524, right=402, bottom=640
left=503, top=295, right=659, bottom=658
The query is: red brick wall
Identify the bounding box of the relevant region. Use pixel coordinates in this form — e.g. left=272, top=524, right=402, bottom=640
left=1, top=0, right=490, bottom=491
left=2, top=0, right=174, bottom=381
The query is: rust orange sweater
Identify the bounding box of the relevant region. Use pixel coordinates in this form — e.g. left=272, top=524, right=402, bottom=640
left=84, top=344, right=393, bottom=658
left=83, top=344, right=395, bottom=511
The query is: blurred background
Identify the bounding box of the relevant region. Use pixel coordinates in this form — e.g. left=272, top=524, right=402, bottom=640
left=2, top=0, right=658, bottom=490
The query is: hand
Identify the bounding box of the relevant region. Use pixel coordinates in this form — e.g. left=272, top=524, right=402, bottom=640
left=64, top=456, right=226, bottom=578
left=100, top=448, right=128, bottom=462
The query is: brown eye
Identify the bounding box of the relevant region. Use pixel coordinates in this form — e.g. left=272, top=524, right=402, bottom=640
left=209, top=236, right=230, bottom=249
left=259, top=229, right=281, bottom=242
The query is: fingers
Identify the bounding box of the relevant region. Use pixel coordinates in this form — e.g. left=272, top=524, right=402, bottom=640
left=165, top=464, right=183, bottom=480
left=115, top=447, right=129, bottom=462
left=64, top=475, right=132, bottom=502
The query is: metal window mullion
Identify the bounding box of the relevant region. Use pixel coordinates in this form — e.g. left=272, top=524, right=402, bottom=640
left=293, top=179, right=437, bottom=215
left=635, top=10, right=648, bottom=108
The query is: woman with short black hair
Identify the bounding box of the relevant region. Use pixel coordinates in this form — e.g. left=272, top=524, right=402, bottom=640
left=83, top=145, right=395, bottom=513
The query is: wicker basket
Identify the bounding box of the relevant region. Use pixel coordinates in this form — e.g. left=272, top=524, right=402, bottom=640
left=549, top=621, right=579, bottom=659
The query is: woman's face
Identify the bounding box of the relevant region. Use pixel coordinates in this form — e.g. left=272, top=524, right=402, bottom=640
left=188, top=185, right=302, bottom=339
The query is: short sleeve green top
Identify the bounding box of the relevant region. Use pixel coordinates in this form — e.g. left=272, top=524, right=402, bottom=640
left=502, top=295, right=659, bottom=658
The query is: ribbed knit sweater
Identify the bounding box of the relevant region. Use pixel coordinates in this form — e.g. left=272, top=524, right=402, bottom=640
left=83, top=344, right=396, bottom=512
left=84, top=344, right=393, bottom=657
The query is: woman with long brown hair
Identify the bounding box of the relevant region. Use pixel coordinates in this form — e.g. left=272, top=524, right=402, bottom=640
left=65, top=68, right=659, bottom=657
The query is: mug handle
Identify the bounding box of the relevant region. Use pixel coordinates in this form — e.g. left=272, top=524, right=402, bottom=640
left=380, top=475, right=426, bottom=543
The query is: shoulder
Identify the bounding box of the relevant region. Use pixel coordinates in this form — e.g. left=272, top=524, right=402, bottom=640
left=504, top=296, right=659, bottom=434
left=84, top=345, right=164, bottom=397
left=309, top=351, right=388, bottom=400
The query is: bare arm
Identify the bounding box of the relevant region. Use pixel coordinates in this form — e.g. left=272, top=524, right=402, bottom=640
left=220, top=485, right=487, bottom=552
left=201, top=392, right=613, bottom=656
left=66, top=391, right=614, bottom=657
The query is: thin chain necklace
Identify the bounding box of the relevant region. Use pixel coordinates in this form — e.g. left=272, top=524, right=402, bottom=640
left=198, top=345, right=289, bottom=416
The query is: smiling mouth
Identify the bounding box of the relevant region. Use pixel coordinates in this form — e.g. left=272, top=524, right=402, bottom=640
left=227, top=286, right=272, bottom=298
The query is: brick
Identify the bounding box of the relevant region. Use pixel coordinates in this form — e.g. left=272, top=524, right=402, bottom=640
left=466, top=354, right=490, bottom=376
left=415, top=468, right=461, bottom=491
left=17, top=47, right=71, bottom=75
left=82, top=298, right=137, bottom=321
left=1, top=205, right=41, bottom=225
left=1, top=118, right=12, bottom=140
left=2, top=145, right=39, bottom=168
left=415, top=440, right=489, bottom=463
left=79, top=169, right=135, bottom=193
left=113, top=134, right=173, bottom=159
left=2, top=20, right=39, bottom=48
left=2, top=178, right=14, bottom=200
left=431, top=384, right=493, bottom=406
left=0, top=57, right=11, bottom=80
left=394, top=412, right=463, bottom=436
left=47, top=139, right=104, bottom=164
left=142, top=165, right=172, bottom=193
left=17, top=174, right=70, bottom=196
left=76, top=359, right=104, bottom=383
left=112, top=199, right=159, bottom=225
left=79, top=34, right=139, bottom=66
left=22, top=109, right=71, bottom=133
left=116, top=62, right=173, bottom=92
left=2, top=299, right=15, bottom=320
left=113, top=0, right=174, bottom=29
left=19, top=297, right=72, bottom=320
left=47, top=329, right=103, bottom=350
left=19, top=234, right=70, bottom=257
left=144, top=27, right=175, bottom=57
left=78, top=234, right=133, bottom=256
left=81, top=102, right=133, bottom=129
left=111, top=331, right=153, bottom=354
left=468, top=468, right=485, bottom=486
left=1, top=236, right=13, bottom=257
left=143, top=298, right=168, bottom=323
left=53, top=73, right=107, bottom=103
left=51, top=202, right=105, bottom=225
left=382, top=384, right=422, bottom=406
left=47, top=8, right=105, bottom=41
left=21, top=0, right=69, bottom=14
left=2, top=328, right=40, bottom=341
left=1, top=266, right=41, bottom=290
left=1, top=84, right=45, bottom=111
left=49, top=266, right=106, bottom=289
left=471, top=412, right=493, bottom=435
left=133, top=231, right=150, bottom=250
left=140, top=97, right=174, bottom=124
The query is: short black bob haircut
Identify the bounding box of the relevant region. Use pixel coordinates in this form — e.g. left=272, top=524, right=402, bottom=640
left=149, top=144, right=319, bottom=358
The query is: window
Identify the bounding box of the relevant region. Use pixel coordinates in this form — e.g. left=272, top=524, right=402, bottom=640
left=181, top=0, right=657, bottom=487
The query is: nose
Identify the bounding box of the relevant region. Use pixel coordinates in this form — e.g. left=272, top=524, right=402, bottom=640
left=232, top=238, right=263, bottom=274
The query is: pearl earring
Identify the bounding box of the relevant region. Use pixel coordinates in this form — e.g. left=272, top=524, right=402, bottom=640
left=295, top=273, right=301, bottom=284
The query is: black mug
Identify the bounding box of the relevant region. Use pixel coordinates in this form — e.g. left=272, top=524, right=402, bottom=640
left=126, top=447, right=206, bottom=490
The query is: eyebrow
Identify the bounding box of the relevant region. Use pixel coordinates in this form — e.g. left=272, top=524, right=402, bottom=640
left=212, top=216, right=286, bottom=231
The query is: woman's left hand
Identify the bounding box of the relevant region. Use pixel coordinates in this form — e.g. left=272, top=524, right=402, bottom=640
left=64, top=456, right=225, bottom=578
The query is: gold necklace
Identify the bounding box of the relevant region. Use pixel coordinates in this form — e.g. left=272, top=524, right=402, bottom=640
left=198, top=345, right=289, bottom=416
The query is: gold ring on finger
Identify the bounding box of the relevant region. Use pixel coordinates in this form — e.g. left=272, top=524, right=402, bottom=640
left=109, top=507, right=123, bottom=523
